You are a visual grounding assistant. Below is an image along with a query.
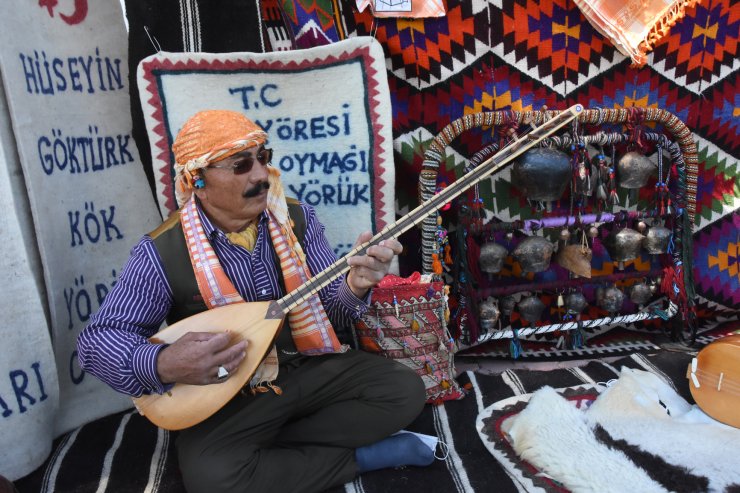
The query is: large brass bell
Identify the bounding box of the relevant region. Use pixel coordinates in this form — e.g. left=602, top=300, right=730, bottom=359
left=596, top=285, right=625, bottom=314
left=479, top=242, right=508, bottom=274
left=512, top=147, right=571, bottom=201
left=644, top=223, right=672, bottom=254
left=555, top=244, right=593, bottom=278
left=629, top=282, right=653, bottom=306
left=518, top=296, right=545, bottom=325
left=617, top=151, right=656, bottom=189
left=478, top=297, right=500, bottom=331
left=604, top=227, right=645, bottom=270
left=513, top=236, right=555, bottom=273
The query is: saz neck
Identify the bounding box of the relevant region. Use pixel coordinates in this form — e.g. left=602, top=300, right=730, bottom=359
left=271, top=105, right=583, bottom=317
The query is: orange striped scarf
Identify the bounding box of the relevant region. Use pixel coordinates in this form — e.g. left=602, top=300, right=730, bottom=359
left=180, top=168, right=345, bottom=387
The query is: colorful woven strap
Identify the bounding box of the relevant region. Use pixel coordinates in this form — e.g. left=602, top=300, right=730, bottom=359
left=266, top=167, right=344, bottom=354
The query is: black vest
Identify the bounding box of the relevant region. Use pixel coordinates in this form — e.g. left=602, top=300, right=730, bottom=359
left=150, top=201, right=307, bottom=361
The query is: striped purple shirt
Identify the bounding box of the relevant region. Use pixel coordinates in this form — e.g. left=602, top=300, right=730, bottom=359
left=77, top=202, right=368, bottom=397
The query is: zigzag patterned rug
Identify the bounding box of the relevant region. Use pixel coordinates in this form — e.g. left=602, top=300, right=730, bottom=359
left=15, top=350, right=706, bottom=492
left=328, top=0, right=740, bottom=337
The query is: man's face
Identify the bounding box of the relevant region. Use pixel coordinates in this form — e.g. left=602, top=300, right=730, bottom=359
left=194, top=145, right=271, bottom=230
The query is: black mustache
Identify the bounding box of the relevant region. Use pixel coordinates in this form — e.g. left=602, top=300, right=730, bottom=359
left=243, top=181, right=270, bottom=198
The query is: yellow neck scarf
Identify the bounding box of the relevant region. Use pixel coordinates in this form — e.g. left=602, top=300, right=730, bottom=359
left=226, top=222, right=259, bottom=251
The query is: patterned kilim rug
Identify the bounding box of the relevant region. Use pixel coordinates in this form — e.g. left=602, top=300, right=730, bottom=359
left=253, top=0, right=740, bottom=360
left=14, top=350, right=710, bottom=493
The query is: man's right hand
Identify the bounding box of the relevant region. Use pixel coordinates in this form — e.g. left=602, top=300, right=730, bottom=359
left=156, top=331, right=247, bottom=385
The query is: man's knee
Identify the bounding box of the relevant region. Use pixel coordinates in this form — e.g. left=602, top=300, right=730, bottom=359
left=178, top=442, right=258, bottom=493
left=385, top=360, right=427, bottom=421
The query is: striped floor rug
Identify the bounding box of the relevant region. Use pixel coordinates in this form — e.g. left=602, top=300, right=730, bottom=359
left=15, top=351, right=695, bottom=493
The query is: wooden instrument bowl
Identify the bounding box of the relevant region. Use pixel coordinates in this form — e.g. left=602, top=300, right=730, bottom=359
left=132, top=301, right=284, bottom=430
left=687, top=334, right=740, bottom=429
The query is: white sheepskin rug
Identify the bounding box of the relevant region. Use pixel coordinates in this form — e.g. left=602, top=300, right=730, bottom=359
left=504, top=367, right=740, bottom=492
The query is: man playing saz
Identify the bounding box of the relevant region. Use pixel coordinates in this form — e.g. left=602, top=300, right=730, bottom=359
left=77, top=110, right=434, bottom=493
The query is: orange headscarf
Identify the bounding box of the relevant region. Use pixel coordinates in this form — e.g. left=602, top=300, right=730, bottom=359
left=172, top=110, right=268, bottom=206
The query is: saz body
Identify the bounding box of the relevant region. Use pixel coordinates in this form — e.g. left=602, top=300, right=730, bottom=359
left=687, top=334, right=740, bottom=428
left=132, top=105, right=584, bottom=430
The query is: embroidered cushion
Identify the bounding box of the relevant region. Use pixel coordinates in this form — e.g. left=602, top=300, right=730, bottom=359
left=355, top=274, right=465, bottom=404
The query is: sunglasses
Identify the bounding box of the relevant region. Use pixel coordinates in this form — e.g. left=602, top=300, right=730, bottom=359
left=208, top=147, right=273, bottom=175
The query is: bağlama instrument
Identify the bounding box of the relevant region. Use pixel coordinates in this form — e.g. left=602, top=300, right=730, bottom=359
left=686, top=334, right=740, bottom=429
left=132, top=104, right=585, bottom=430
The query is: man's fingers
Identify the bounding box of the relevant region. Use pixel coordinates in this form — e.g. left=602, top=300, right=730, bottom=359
left=347, top=255, right=382, bottom=270
left=353, top=231, right=373, bottom=248
left=214, top=340, right=247, bottom=365
left=379, top=239, right=403, bottom=255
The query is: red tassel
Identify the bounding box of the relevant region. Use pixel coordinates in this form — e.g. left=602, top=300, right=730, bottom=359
left=661, top=265, right=687, bottom=305
left=661, top=266, right=674, bottom=296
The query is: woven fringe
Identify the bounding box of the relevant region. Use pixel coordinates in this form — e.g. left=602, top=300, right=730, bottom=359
left=634, top=0, right=703, bottom=66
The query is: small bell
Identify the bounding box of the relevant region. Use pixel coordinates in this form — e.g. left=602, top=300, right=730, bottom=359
left=644, top=223, right=672, bottom=254
left=513, top=236, right=555, bottom=273
left=630, top=282, right=653, bottom=306
left=410, top=316, right=421, bottom=332
left=637, top=220, right=647, bottom=233
left=505, top=231, right=514, bottom=242
left=604, top=227, right=645, bottom=270
left=518, top=296, right=545, bottom=325
left=559, top=229, right=571, bottom=242
left=478, top=297, right=500, bottom=332
left=500, top=295, right=516, bottom=317
left=479, top=242, right=508, bottom=274
left=565, top=292, right=588, bottom=315
left=617, top=151, right=656, bottom=189
left=596, top=285, right=625, bottom=314
left=557, top=293, right=564, bottom=307
left=588, top=226, right=599, bottom=238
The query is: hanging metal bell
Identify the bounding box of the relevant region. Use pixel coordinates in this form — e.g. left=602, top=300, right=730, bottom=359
left=604, top=227, right=645, bottom=270
left=512, top=147, right=572, bottom=201
left=555, top=244, right=593, bottom=278
left=565, top=292, right=588, bottom=315
left=644, top=224, right=672, bottom=254
left=630, top=282, right=653, bottom=305
left=513, top=236, right=555, bottom=273
left=479, top=242, right=508, bottom=274
left=617, top=151, right=656, bottom=189
left=596, top=285, right=625, bottom=314
left=518, top=296, right=545, bottom=325
left=500, top=295, right=517, bottom=317
left=478, top=297, right=500, bottom=331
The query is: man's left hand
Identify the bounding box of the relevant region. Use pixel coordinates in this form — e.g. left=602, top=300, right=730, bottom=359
left=346, top=231, right=402, bottom=299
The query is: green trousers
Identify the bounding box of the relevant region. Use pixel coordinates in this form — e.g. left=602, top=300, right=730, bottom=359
left=177, top=350, right=426, bottom=493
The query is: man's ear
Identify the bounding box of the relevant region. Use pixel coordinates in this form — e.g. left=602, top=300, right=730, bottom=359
left=193, top=182, right=207, bottom=201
